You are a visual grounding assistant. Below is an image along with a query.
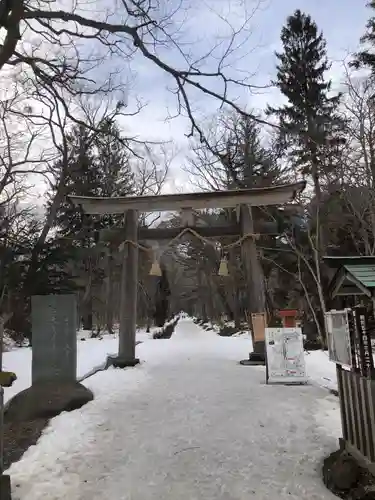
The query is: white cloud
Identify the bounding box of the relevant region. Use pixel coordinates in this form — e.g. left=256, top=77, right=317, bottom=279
left=3, top=0, right=372, bottom=202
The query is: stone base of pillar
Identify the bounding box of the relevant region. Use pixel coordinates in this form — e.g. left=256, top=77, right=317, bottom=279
left=239, top=359, right=265, bottom=366
left=106, top=356, right=140, bottom=369
left=239, top=341, right=266, bottom=366
left=0, top=474, right=12, bottom=500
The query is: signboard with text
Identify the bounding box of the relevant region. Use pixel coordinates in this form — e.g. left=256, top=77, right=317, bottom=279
left=353, top=307, right=374, bottom=377
left=265, top=327, right=307, bottom=384
left=31, top=294, right=77, bottom=385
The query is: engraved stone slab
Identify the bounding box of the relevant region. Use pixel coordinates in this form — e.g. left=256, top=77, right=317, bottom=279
left=31, top=295, right=77, bottom=385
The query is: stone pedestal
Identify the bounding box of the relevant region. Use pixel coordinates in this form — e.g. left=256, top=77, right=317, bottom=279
left=31, top=294, right=77, bottom=384
left=250, top=340, right=266, bottom=361
left=240, top=341, right=266, bottom=366
left=106, top=355, right=140, bottom=369
left=0, top=386, right=10, bottom=499
left=0, top=474, right=11, bottom=500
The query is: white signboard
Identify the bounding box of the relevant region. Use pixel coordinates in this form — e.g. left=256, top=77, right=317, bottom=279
left=265, top=328, right=307, bottom=384
left=325, top=310, right=352, bottom=367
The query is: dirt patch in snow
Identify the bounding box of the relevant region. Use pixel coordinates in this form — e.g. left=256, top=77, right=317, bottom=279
left=323, top=449, right=375, bottom=499
left=3, top=418, right=49, bottom=470
left=3, top=381, right=94, bottom=471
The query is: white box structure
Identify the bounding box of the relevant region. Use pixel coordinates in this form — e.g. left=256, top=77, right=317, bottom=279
left=325, top=309, right=352, bottom=367
left=265, top=327, right=307, bottom=384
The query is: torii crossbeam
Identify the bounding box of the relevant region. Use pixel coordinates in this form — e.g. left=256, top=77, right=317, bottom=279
left=70, top=182, right=305, bottom=214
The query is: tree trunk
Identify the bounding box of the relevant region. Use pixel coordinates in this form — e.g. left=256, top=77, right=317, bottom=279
left=234, top=288, right=242, bottom=329
left=26, top=175, right=67, bottom=292
left=81, top=297, right=93, bottom=330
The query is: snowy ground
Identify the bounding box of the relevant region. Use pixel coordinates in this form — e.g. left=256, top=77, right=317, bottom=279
left=304, top=350, right=338, bottom=392
left=3, top=323, right=339, bottom=405
left=2, top=327, right=156, bottom=404
left=8, top=319, right=340, bottom=500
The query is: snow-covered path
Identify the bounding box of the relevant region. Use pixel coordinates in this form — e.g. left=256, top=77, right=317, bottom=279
left=9, top=319, right=339, bottom=500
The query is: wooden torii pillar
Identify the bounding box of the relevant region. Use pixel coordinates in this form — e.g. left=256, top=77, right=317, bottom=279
left=240, top=204, right=267, bottom=363
left=70, top=181, right=305, bottom=367
left=117, top=209, right=139, bottom=366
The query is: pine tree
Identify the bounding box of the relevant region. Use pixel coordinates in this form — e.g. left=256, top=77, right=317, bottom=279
left=268, top=9, right=343, bottom=199
left=52, top=125, right=97, bottom=239
left=222, top=116, right=279, bottom=189
left=267, top=10, right=346, bottom=335
left=93, top=119, right=135, bottom=198
left=53, top=119, right=135, bottom=239
left=352, top=1, right=375, bottom=73
left=48, top=119, right=135, bottom=330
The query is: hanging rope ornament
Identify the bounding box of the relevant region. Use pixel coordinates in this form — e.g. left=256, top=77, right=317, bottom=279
left=118, top=227, right=260, bottom=255
left=149, top=247, right=162, bottom=276
left=149, top=257, right=162, bottom=276
left=218, top=255, right=229, bottom=277
left=116, top=227, right=261, bottom=279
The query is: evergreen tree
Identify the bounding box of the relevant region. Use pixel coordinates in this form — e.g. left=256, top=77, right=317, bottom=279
left=268, top=10, right=343, bottom=198
left=94, top=120, right=135, bottom=199
left=266, top=10, right=347, bottom=333
left=47, top=119, right=135, bottom=330
left=53, top=120, right=135, bottom=239
left=352, top=1, right=375, bottom=73
left=52, top=125, right=96, bottom=239
left=222, top=116, right=279, bottom=189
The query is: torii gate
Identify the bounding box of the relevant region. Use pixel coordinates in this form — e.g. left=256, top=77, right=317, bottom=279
left=70, top=181, right=305, bottom=367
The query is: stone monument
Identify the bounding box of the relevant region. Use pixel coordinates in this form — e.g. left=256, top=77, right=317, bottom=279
left=31, top=294, right=77, bottom=384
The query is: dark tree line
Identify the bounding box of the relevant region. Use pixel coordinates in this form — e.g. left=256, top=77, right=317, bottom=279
left=3, top=4, right=375, bottom=341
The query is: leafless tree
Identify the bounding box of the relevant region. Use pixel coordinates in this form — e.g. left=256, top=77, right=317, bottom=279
left=0, top=0, right=271, bottom=139
left=134, top=145, right=170, bottom=197
left=0, top=86, right=54, bottom=207
left=0, top=201, right=40, bottom=336
left=338, top=71, right=375, bottom=254
left=186, top=111, right=287, bottom=328
left=186, top=110, right=285, bottom=191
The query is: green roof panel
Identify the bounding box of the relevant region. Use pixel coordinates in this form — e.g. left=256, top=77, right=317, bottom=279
left=344, top=264, right=375, bottom=288
left=324, top=255, right=375, bottom=269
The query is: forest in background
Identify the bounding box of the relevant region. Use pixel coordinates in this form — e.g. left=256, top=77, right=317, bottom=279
left=2, top=2, right=375, bottom=345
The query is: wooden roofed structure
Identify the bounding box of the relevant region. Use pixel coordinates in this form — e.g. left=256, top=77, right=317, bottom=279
left=324, top=256, right=375, bottom=300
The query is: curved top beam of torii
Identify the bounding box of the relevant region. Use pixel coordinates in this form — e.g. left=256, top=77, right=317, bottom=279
left=69, top=181, right=306, bottom=215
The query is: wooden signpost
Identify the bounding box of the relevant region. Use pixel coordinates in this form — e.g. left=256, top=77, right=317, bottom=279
left=251, top=313, right=267, bottom=343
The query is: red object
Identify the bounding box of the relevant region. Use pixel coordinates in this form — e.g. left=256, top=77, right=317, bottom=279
left=278, top=309, right=298, bottom=328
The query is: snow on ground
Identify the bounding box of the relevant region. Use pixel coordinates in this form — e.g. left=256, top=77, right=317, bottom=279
left=2, top=331, right=24, bottom=351
left=209, top=322, right=338, bottom=391
left=2, top=328, right=155, bottom=404
left=305, top=350, right=338, bottom=392
left=3, top=319, right=339, bottom=405
left=9, top=318, right=340, bottom=500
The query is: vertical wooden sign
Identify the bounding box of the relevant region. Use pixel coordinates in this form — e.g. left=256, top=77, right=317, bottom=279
left=251, top=312, right=267, bottom=343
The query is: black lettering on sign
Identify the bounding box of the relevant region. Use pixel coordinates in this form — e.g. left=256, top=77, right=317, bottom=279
left=354, top=307, right=374, bottom=377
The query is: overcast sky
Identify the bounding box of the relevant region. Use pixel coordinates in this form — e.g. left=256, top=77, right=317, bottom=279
left=107, top=0, right=369, bottom=192
left=26, top=0, right=371, bottom=199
